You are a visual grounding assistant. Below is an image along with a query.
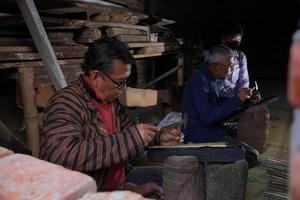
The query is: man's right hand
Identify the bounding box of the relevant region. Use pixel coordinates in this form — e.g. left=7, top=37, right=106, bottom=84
left=237, top=88, right=252, bottom=102
left=136, top=123, right=159, bottom=146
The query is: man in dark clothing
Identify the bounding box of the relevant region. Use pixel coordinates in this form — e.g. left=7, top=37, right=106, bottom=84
left=182, top=45, right=258, bottom=167
left=183, top=45, right=250, bottom=142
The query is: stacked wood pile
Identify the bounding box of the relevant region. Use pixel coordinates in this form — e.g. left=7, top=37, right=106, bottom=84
left=0, top=0, right=169, bottom=71
left=263, top=158, right=288, bottom=199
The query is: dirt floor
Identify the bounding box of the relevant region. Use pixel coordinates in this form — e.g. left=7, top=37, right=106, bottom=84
left=246, top=78, right=291, bottom=200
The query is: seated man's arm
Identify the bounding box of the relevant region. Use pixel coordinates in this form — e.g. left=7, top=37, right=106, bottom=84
left=41, top=102, right=145, bottom=172
left=189, top=78, right=243, bottom=125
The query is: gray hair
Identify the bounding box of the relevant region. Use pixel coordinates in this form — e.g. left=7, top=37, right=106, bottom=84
left=207, top=45, right=234, bottom=65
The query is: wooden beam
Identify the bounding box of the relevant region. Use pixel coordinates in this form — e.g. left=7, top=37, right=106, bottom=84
left=74, top=1, right=147, bottom=19
left=144, top=65, right=182, bottom=88
left=95, top=22, right=149, bottom=32
left=0, top=59, right=84, bottom=69
left=0, top=46, right=88, bottom=53
left=133, top=53, right=162, bottom=59
left=106, top=27, right=149, bottom=37
left=17, top=0, right=67, bottom=90
left=135, top=46, right=165, bottom=55
left=116, top=34, right=149, bottom=43
left=127, top=42, right=164, bottom=48
left=0, top=51, right=85, bottom=61
left=18, top=67, right=39, bottom=157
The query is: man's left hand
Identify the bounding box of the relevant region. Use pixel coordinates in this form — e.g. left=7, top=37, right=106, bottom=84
left=159, top=127, right=184, bottom=145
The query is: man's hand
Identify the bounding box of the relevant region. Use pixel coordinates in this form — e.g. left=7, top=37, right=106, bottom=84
left=124, top=182, right=163, bottom=198
left=250, top=90, right=261, bottom=104
left=136, top=123, right=159, bottom=146
left=160, top=127, right=184, bottom=145
left=237, top=88, right=252, bottom=102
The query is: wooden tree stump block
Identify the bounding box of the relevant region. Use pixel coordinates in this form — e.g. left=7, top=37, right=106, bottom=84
left=163, top=156, right=205, bottom=200
left=205, top=159, right=248, bottom=200
left=237, top=106, right=270, bottom=153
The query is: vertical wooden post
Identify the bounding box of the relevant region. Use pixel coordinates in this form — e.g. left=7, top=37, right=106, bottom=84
left=19, top=67, right=40, bottom=157
left=16, top=0, right=67, bottom=90
left=177, top=52, right=184, bottom=86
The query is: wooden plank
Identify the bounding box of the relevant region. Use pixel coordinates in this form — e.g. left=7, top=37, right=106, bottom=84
left=39, top=6, right=85, bottom=15
left=18, top=67, right=40, bottom=157
left=108, top=0, right=144, bottom=11
left=0, top=35, right=77, bottom=46
left=127, top=42, right=164, bottom=48
left=0, top=46, right=88, bottom=53
left=47, top=32, right=74, bottom=38
left=0, top=37, right=34, bottom=46
left=133, top=53, right=162, bottom=59
left=75, top=28, right=101, bottom=43
left=148, top=142, right=227, bottom=149
left=90, top=11, right=140, bottom=24
left=76, top=28, right=101, bottom=38
left=116, top=34, right=149, bottom=42
left=17, top=0, right=67, bottom=90
left=0, top=51, right=85, bottom=61
left=73, top=1, right=147, bottom=19
left=0, top=59, right=84, bottom=69
left=96, top=22, right=149, bottom=32
left=45, top=19, right=150, bottom=31
left=135, top=46, right=165, bottom=54
left=106, top=27, right=149, bottom=37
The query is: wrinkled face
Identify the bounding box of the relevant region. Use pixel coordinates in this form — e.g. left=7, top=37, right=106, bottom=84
left=215, top=55, right=234, bottom=79
left=91, top=59, right=131, bottom=102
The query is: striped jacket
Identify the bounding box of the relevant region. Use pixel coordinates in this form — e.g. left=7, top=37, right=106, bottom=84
left=40, top=77, right=146, bottom=190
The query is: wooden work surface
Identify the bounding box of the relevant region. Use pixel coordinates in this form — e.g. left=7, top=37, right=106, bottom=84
left=146, top=142, right=245, bottom=163
left=148, top=142, right=227, bottom=149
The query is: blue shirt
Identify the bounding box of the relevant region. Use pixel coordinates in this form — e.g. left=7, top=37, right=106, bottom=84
left=182, top=64, right=243, bottom=143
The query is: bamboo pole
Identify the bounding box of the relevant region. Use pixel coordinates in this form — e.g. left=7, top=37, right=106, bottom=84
left=18, top=67, right=40, bottom=157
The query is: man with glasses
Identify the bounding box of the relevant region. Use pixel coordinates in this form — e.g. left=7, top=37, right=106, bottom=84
left=182, top=45, right=258, bottom=167
left=40, top=37, right=182, bottom=197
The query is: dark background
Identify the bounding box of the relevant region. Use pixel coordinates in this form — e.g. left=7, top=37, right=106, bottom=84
left=145, top=0, right=300, bottom=78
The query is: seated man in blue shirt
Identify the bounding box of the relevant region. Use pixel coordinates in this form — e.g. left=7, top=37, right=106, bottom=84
left=182, top=45, right=258, bottom=167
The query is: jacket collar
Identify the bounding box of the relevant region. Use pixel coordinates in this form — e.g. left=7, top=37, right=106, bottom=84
left=202, top=62, right=216, bottom=81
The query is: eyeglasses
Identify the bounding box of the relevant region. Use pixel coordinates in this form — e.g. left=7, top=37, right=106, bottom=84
left=97, top=70, right=129, bottom=89
left=218, top=63, right=234, bottom=69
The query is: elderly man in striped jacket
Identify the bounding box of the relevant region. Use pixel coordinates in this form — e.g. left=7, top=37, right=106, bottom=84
left=40, top=37, right=182, bottom=197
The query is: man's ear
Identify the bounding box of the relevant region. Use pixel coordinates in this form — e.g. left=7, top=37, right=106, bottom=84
left=89, top=70, right=104, bottom=88
left=89, top=71, right=97, bottom=80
